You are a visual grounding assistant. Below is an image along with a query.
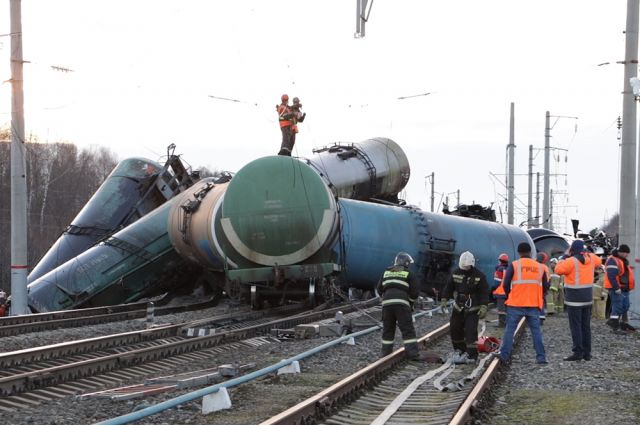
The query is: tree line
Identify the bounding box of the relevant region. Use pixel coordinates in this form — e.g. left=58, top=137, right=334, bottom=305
left=0, top=130, right=118, bottom=294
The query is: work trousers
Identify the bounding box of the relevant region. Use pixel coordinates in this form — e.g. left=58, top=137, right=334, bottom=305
left=450, top=308, right=479, bottom=359
left=278, top=126, right=295, bottom=156
left=609, top=290, right=630, bottom=319
left=566, top=305, right=592, bottom=359
left=495, top=295, right=506, bottom=327
left=500, top=306, right=546, bottom=363
left=381, top=304, right=419, bottom=359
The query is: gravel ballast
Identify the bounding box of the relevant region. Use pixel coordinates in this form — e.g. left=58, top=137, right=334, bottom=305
left=3, top=306, right=639, bottom=425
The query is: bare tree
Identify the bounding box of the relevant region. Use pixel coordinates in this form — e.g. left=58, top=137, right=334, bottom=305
left=0, top=133, right=118, bottom=294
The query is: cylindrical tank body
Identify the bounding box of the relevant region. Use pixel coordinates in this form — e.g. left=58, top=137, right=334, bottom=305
left=181, top=156, right=534, bottom=294
left=527, top=228, right=569, bottom=259
left=338, top=199, right=534, bottom=289
left=28, top=158, right=171, bottom=283
left=167, top=180, right=229, bottom=270
left=167, top=157, right=340, bottom=271
left=305, top=138, right=410, bottom=201
left=26, top=186, right=202, bottom=312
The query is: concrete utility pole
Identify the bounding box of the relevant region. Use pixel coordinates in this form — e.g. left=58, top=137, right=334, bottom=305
left=549, top=189, right=554, bottom=231
left=426, top=172, right=435, bottom=212
left=535, top=172, right=541, bottom=228
left=623, top=0, right=640, bottom=316
left=507, top=103, right=515, bottom=225
left=542, top=111, right=551, bottom=229
left=10, top=0, right=29, bottom=315
left=527, top=145, right=533, bottom=228
left=354, top=0, right=370, bottom=38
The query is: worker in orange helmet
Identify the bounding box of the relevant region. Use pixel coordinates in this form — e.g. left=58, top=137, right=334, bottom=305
left=276, top=94, right=294, bottom=156
left=492, top=253, right=509, bottom=327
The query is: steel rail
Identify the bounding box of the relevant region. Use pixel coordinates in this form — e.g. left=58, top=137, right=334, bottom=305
left=448, top=316, right=526, bottom=425
left=0, top=301, right=374, bottom=396
left=0, top=297, right=218, bottom=337
left=260, top=323, right=450, bottom=425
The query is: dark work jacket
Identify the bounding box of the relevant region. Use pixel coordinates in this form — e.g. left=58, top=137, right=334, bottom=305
left=376, top=265, right=419, bottom=308
left=442, top=267, right=490, bottom=311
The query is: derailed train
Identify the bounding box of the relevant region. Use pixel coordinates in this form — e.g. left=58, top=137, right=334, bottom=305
left=26, top=138, right=569, bottom=312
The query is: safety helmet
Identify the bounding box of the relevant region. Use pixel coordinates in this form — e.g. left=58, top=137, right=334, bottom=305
left=281, top=94, right=289, bottom=102
left=536, top=251, right=549, bottom=264
left=292, top=97, right=300, bottom=104
left=394, top=252, right=414, bottom=267
left=477, top=336, right=501, bottom=353
left=498, top=253, right=509, bottom=263
left=459, top=251, right=475, bottom=270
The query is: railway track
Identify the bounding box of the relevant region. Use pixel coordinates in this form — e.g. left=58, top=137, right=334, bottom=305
left=0, top=295, right=219, bottom=338
left=0, top=300, right=377, bottom=412
left=261, top=317, right=528, bottom=425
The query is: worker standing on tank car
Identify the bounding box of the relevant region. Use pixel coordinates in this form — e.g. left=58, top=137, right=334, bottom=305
left=440, top=251, right=489, bottom=362
left=499, top=242, right=548, bottom=365
left=536, top=252, right=550, bottom=324
left=290, top=97, right=306, bottom=146
left=377, top=252, right=421, bottom=360
left=604, top=244, right=636, bottom=332
left=555, top=240, right=602, bottom=361
left=492, top=253, right=509, bottom=327
left=276, top=94, right=295, bottom=156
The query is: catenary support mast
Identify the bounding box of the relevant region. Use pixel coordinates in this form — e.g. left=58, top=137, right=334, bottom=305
left=10, top=0, right=29, bottom=315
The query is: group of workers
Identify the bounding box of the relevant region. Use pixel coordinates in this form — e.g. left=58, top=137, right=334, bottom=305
left=377, top=239, right=636, bottom=365
left=276, top=94, right=306, bottom=156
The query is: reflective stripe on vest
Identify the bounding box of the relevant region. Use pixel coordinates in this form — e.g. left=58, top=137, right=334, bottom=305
left=381, top=270, right=411, bottom=293
left=382, top=279, right=409, bottom=288
left=381, top=299, right=410, bottom=307
left=505, top=258, right=544, bottom=309
left=603, top=256, right=635, bottom=290
left=564, top=257, right=594, bottom=306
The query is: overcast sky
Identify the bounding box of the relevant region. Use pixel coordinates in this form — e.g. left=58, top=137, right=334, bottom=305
left=0, top=1, right=630, bottom=234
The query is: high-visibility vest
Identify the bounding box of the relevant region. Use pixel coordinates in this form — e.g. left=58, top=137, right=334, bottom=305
left=277, top=104, right=292, bottom=127
left=379, top=268, right=415, bottom=307
left=555, top=253, right=602, bottom=307
left=505, top=257, right=544, bottom=309
left=492, top=263, right=507, bottom=296
left=603, top=255, right=636, bottom=291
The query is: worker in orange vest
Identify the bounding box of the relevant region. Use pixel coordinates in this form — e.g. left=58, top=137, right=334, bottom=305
left=555, top=239, right=603, bottom=361
left=492, top=253, right=509, bottom=327
left=604, top=244, right=636, bottom=332
left=276, top=94, right=295, bottom=156
left=498, top=242, right=549, bottom=365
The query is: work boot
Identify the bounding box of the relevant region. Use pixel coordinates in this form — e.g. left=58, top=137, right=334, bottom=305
left=563, top=354, right=583, bottom=361
left=620, top=322, right=637, bottom=332
left=606, top=318, right=620, bottom=331
left=404, top=342, right=420, bottom=360
left=381, top=345, right=394, bottom=358
left=467, top=347, right=479, bottom=361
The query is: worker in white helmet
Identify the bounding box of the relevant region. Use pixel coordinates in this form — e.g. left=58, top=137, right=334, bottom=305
left=440, top=251, right=489, bottom=363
